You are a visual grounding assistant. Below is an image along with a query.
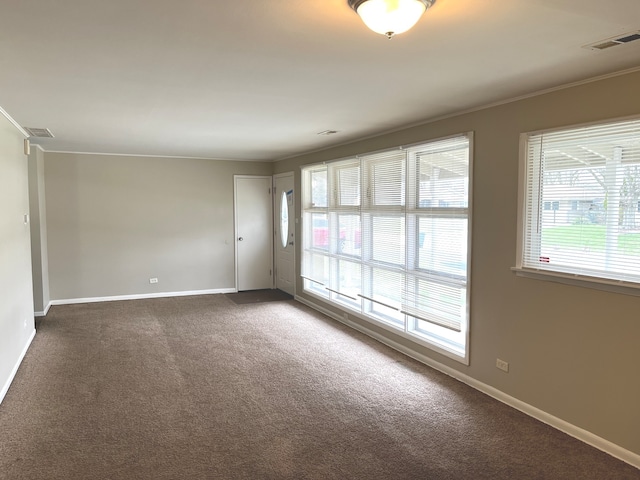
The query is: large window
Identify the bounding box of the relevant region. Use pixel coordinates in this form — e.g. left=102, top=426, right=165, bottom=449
left=302, top=135, right=472, bottom=361
left=519, top=118, right=640, bottom=286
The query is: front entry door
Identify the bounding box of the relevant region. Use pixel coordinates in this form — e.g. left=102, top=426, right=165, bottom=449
left=234, top=175, right=273, bottom=291
left=274, top=173, right=295, bottom=296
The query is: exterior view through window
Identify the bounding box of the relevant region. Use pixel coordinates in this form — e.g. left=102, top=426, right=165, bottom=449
left=521, top=118, right=640, bottom=285
left=301, top=134, right=472, bottom=361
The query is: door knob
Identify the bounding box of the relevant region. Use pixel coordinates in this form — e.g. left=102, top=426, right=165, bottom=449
left=238, top=237, right=244, bottom=241
left=288, top=241, right=294, bottom=246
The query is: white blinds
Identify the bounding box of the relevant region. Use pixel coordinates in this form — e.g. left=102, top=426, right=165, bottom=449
left=302, top=134, right=471, bottom=344
left=301, top=166, right=329, bottom=286
left=522, top=118, right=640, bottom=283
left=404, top=137, right=469, bottom=331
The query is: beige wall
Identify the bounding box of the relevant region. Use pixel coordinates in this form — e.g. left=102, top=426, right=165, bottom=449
left=28, top=147, right=50, bottom=314
left=274, top=70, right=640, bottom=457
left=44, top=153, right=272, bottom=300
left=0, top=114, right=35, bottom=401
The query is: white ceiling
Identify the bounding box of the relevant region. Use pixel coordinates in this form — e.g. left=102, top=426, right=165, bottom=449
left=1, top=0, right=639, bottom=161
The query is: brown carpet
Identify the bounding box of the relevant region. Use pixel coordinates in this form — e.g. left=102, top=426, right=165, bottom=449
left=225, top=289, right=293, bottom=305
left=0, top=295, right=638, bottom=480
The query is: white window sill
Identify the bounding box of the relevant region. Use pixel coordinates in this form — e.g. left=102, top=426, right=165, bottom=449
left=511, top=267, right=640, bottom=297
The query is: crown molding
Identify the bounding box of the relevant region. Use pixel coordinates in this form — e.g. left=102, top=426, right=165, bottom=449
left=0, top=106, right=29, bottom=138
left=275, top=65, right=640, bottom=162
left=42, top=149, right=270, bottom=162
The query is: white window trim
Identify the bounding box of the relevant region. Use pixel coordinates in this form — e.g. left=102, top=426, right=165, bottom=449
left=300, top=133, right=473, bottom=365
left=514, top=114, right=640, bottom=296
left=511, top=266, right=640, bottom=297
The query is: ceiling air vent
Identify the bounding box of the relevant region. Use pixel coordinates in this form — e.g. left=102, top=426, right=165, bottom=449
left=317, top=130, right=338, bottom=136
left=584, top=31, right=640, bottom=51
left=617, top=33, right=640, bottom=43
left=23, top=127, right=54, bottom=138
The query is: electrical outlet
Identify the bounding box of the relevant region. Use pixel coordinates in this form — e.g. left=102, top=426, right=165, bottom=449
left=496, top=358, right=509, bottom=372
left=149, top=278, right=158, bottom=284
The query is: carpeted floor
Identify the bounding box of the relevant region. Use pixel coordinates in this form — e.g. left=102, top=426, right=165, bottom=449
left=0, top=295, right=638, bottom=480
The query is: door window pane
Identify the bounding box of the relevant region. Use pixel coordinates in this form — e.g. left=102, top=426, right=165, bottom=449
left=280, top=190, right=288, bottom=248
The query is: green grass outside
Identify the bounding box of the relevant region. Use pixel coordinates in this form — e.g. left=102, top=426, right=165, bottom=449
left=542, top=224, right=640, bottom=255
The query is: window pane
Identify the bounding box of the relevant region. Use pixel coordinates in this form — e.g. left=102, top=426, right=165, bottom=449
left=524, top=119, right=640, bottom=282
left=418, top=217, right=467, bottom=277
left=311, top=170, right=327, bottom=207
left=335, top=260, right=361, bottom=307
left=372, top=216, right=405, bottom=265
left=302, top=252, right=329, bottom=291
left=368, top=268, right=403, bottom=327
left=338, top=214, right=361, bottom=257
left=417, top=144, right=468, bottom=208
left=302, top=134, right=471, bottom=360
left=310, top=214, right=329, bottom=251
left=404, top=277, right=465, bottom=332
left=371, top=155, right=405, bottom=206
left=337, top=164, right=360, bottom=206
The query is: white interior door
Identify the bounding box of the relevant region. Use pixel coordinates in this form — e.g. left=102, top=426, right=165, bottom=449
left=274, top=173, right=295, bottom=296
left=234, top=175, right=273, bottom=291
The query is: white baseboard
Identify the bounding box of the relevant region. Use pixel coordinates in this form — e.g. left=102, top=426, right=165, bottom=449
left=295, top=295, right=640, bottom=470
left=50, top=288, right=236, bottom=306
left=34, top=301, right=51, bottom=317
left=0, top=328, right=36, bottom=406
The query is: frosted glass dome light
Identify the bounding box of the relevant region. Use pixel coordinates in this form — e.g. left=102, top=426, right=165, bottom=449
left=348, top=0, right=435, bottom=39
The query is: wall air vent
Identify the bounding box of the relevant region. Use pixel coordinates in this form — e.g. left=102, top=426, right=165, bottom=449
left=584, top=31, right=640, bottom=51
left=23, top=127, right=54, bottom=138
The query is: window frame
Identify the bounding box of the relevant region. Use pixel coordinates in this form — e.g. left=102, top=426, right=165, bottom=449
left=301, top=133, right=473, bottom=364
left=514, top=115, right=640, bottom=297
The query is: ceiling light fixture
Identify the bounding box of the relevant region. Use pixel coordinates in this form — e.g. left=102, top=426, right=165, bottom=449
left=348, top=0, right=435, bottom=39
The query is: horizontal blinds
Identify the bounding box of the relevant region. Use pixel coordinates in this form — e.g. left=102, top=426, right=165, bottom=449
left=302, top=164, right=328, bottom=285
left=523, top=118, right=640, bottom=283
left=362, top=150, right=405, bottom=208
left=335, top=161, right=360, bottom=207
left=402, top=276, right=466, bottom=331
left=404, top=135, right=470, bottom=332
left=410, top=136, right=469, bottom=210
left=309, top=168, right=328, bottom=208
left=301, top=134, right=470, bottom=337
